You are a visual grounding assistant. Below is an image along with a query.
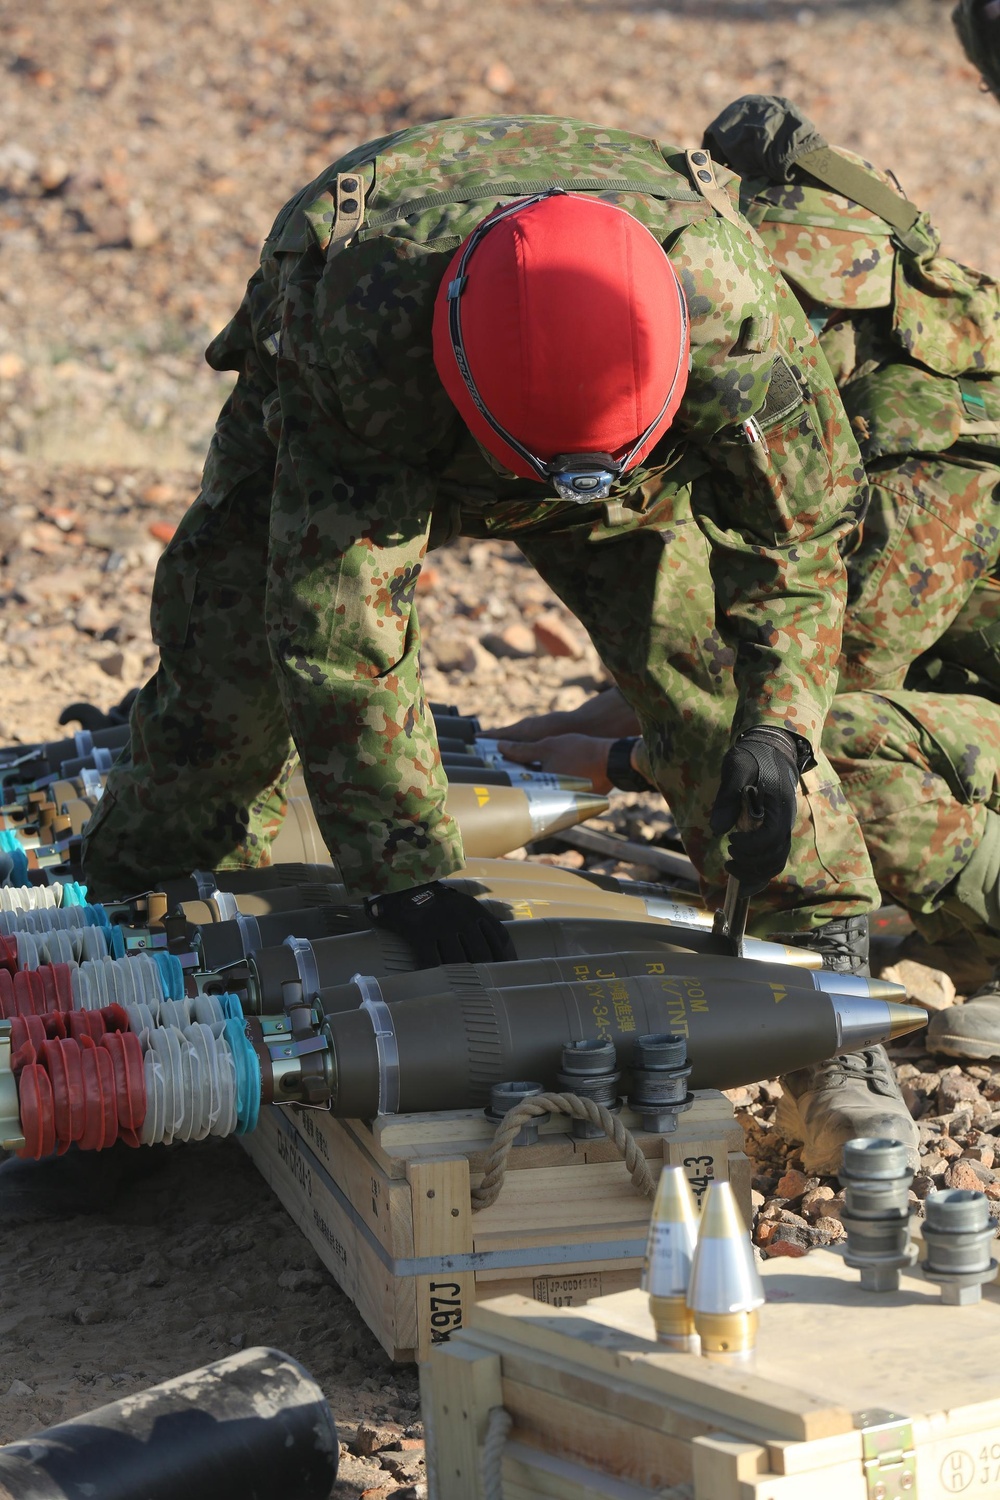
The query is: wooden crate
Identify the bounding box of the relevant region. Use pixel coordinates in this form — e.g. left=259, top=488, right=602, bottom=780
left=240, top=1093, right=748, bottom=1362
left=421, top=1247, right=1000, bottom=1500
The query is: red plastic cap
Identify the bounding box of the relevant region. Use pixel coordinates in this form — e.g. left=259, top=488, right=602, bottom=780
left=433, top=193, right=690, bottom=481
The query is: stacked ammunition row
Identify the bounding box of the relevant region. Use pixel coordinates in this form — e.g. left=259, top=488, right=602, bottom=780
left=0, top=871, right=925, bottom=1167
left=0, top=704, right=611, bottom=877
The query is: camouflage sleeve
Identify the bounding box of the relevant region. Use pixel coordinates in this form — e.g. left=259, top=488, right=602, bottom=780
left=265, top=353, right=465, bottom=898
left=670, top=216, right=867, bottom=749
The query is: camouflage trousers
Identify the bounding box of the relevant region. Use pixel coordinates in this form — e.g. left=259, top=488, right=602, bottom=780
left=907, top=573, right=1000, bottom=703
left=82, top=444, right=878, bottom=929
left=837, top=452, right=1000, bottom=696
left=823, top=689, right=1000, bottom=952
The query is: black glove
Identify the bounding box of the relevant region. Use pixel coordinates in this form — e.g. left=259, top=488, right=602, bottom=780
left=365, top=881, right=515, bottom=968
left=58, top=689, right=139, bottom=731
left=709, top=727, right=803, bottom=894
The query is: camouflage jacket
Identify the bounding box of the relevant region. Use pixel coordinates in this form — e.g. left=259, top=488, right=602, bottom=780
left=204, top=116, right=868, bottom=891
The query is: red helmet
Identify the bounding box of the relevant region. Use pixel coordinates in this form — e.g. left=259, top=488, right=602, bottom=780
left=433, top=191, right=689, bottom=501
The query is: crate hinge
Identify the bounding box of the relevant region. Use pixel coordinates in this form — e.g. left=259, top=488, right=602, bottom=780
left=855, top=1409, right=917, bottom=1500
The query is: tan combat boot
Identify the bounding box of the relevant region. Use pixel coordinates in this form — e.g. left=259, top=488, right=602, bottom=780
left=926, top=976, right=1000, bottom=1060
left=769, top=916, right=919, bottom=1175
left=775, top=1045, right=919, bottom=1175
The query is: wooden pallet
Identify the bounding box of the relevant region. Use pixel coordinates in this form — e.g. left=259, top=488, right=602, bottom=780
left=240, top=1093, right=748, bottom=1362
left=422, top=1249, right=1000, bottom=1499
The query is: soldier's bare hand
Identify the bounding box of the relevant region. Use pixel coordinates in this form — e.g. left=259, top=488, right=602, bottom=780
left=488, top=686, right=639, bottom=742
left=497, top=735, right=616, bottom=793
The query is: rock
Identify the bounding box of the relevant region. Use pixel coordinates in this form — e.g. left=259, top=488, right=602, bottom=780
left=947, top=1158, right=998, bottom=1193
left=430, top=638, right=478, bottom=674
left=352, top=1422, right=405, bottom=1458
left=481, top=623, right=535, bottom=659
left=6, top=1379, right=32, bottom=1398
left=127, top=208, right=160, bottom=249
left=723, top=1085, right=756, bottom=1108
left=911, top=1170, right=937, bottom=1200
left=760, top=1223, right=811, bottom=1258
left=800, top=1185, right=836, bottom=1219
left=937, top=1071, right=984, bottom=1114
left=900, top=1071, right=942, bottom=1116
left=0, top=352, right=26, bottom=380
left=532, top=612, right=584, bottom=659
left=936, top=1135, right=964, bottom=1159
left=379, top=1453, right=423, bottom=1481
left=880, top=960, right=956, bottom=1012
left=819, top=1189, right=847, bottom=1223
left=963, top=1144, right=996, bottom=1168
left=483, top=61, right=516, bottom=95
left=97, top=649, right=125, bottom=678
left=72, top=1304, right=107, bottom=1325
left=811, top=1216, right=847, bottom=1245
left=75, top=598, right=116, bottom=635
left=277, top=1267, right=327, bottom=1292
left=38, top=155, right=70, bottom=192
left=774, top=1168, right=814, bottom=1202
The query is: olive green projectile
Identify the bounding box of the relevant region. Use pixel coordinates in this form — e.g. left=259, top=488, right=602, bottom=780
left=245, top=914, right=824, bottom=1014
left=316, top=972, right=925, bottom=1115
left=317, top=948, right=903, bottom=1014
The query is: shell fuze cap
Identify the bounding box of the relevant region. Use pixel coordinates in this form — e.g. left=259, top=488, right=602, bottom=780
left=432, top=191, right=690, bottom=501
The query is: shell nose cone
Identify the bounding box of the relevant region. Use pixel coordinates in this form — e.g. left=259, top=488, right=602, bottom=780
left=887, top=1000, right=929, bottom=1039
left=831, top=995, right=927, bottom=1052
left=812, top=971, right=907, bottom=1000
left=524, top=788, right=610, bottom=836
left=687, top=1180, right=764, bottom=1317
left=644, top=1165, right=699, bottom=1298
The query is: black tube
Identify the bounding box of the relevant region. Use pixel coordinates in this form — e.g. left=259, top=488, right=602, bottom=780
left=0, top=1347, right=337, bottom=1500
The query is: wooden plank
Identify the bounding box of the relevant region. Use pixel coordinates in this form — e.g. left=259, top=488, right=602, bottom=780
left=910, top=1399, right=1000, bottom=1500
left=408, top=1157, right=476, bottom=1361
left=283, top=1106, right=415, bottom=1259
left=240, top=1110, right=417, bottom=1359
left=500, top=1375, right=695, bottom=1490
left=423, top=1340, right=502, bottom=1500
left=467, top=1296, right=853, bottom=1442
left=727, top=1151, right=752, bottom=1226
left=664, top=1134, right=731, bottom=1215
left=690, top=1434, right=767, bottom=1500
left=766, top=1432, right=861, bottom=1477
left=550, top=1264, right=1000, bottom=1441
left=370, top=1092, right=735, bottom=1156
left=502, top=1439, right=690, bottom=1499
left=476, top=1268, right=640, bottom=1301
left=740, top=1459, right=866, bottom=1500
left=471, top=1337, right=783, bottom=1451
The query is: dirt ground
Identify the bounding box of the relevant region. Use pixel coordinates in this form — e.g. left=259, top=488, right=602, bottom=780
left=2, top=1, right=998, bottom=1494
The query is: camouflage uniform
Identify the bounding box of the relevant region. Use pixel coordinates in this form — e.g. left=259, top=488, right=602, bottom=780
left=823, top=689, right=1000, bottom=960
left=82, top=115, right=876, bottom=929
left=705, top=95, right=1000, bottom=697
left=622, top=680, right=1000, bottom=949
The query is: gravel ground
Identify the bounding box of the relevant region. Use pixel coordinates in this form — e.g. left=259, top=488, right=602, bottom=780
left=2, top=1, right=999, bottom=1492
